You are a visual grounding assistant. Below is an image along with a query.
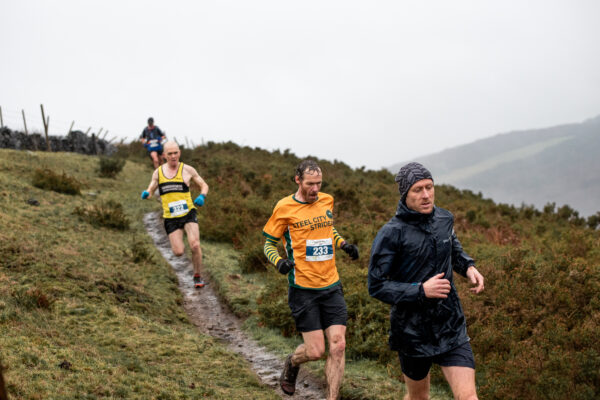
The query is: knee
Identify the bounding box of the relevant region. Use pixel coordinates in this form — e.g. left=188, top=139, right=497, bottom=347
left=189, top=240, right=201, bottom=253
left=172, top=247, right=185, bottom=257
left=328, top=334, right=346, bottom=358
left=306, top=344, right=326, bottom=361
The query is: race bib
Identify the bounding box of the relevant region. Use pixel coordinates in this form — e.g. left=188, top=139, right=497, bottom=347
left=305, top=238, right=333, bottom=261
left=168, top=200, right=189, bottom=217
left=148, top=139, right=161, bottom=150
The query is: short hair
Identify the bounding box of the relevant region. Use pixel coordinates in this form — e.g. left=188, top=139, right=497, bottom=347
left=148, top=117, right=154, bottom=124
left=294, top=159, right=321, bottom=181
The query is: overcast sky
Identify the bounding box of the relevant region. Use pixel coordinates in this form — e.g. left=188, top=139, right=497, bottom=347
left=1, top=0, right=599, bottom=169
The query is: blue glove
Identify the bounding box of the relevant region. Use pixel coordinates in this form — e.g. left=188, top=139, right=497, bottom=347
left=194, top=194, right=206, bottom=207
left=141, top=190, right=149, bottom=199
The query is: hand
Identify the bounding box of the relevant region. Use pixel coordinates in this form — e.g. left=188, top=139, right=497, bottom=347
left=423, top=273, right=451, bottom=299
left=466, top=266, right=485, bottom=294
left=276, top=259, right=295, bottom=275
left=141, top=190, right=150, bottom=199
left=193, top=194, right=206, bottom=207
left=341, top=242, right=359, bottom=260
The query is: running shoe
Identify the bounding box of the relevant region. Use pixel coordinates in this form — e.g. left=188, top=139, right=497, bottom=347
left=193, top=274, right=205, bottom=288
left=279, top=354, right=300, bottom=395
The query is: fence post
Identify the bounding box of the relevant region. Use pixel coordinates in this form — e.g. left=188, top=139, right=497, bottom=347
left=22, top=109, right=29, bottom=135
left=97, top=127, right=103, bottom=137
left=85, top=127, right=91, bottom=135
left=91, top=133, right=98, bottom=154
left=68, top=121, right=74, bottom=135
left=102, top=130, right=109, bottom=140
left=40, top=104, right=51, bottom=151
left=0, top=106, right=3, bottom=128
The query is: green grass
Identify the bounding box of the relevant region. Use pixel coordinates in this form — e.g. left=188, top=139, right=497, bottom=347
left=0, top=149, right=278, bottom=399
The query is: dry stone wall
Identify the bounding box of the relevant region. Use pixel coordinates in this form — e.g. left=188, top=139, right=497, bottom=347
left=0, top=127, right=116, bottom=155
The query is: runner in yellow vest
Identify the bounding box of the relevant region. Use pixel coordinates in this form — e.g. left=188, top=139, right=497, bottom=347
left=141, top=141, right=209, bottom=288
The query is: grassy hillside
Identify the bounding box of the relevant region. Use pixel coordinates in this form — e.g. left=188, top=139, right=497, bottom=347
left=117, top=140, right=599, bottom=400
left=0, top=149, right=278, bottom=399
left=3, top=141, right=599, bottom=400
left=390, top=115, right=600, bottom=216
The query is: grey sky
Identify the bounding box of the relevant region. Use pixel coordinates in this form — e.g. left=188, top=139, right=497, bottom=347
left=1, top=0, right=599, bottom=169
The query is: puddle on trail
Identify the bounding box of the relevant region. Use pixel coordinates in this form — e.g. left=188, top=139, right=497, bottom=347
left=144, top=212, right=326, bottom=400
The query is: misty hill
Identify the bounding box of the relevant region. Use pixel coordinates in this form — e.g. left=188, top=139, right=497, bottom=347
left=390, top=115, right=600, bottom=216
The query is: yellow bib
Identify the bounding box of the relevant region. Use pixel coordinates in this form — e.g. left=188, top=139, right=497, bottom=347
left=158, top=163, right=195, bottom=219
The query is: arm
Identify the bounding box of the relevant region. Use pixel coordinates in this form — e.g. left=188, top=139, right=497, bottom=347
left=450, top=228, right=475, bottom=277
left=142, top=169, right=159, bottom=199
left=263, top=234, right=294, bottom=274
left=450, top=228, right=484, bottom=293
left=264, top=236, right=282, bottom=266
left=334, top=226, right=359, bottom=260
left=332, top=227, right=345, bottom=248
left=368, top=226, right=422, bottom=305
left=187, top=165, right=209, bottom=196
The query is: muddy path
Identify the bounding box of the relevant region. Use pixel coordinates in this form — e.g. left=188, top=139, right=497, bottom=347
left=143, top=212, right=327, bottom=399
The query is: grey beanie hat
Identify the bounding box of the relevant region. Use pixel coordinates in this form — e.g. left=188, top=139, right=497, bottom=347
left=395, top=162, right=433, bottom=201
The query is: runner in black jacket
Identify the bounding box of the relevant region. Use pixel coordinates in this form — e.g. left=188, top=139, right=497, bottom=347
left=368, top=162, right=484, bottom=400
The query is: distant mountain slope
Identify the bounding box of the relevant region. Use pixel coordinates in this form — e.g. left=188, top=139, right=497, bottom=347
left=390, top=115, right=600, bottom=216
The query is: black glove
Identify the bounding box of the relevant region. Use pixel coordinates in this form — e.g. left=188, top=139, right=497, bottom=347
left=341, top=242, right=359, bottom=260
left=276, top=259, right=295, bottom=275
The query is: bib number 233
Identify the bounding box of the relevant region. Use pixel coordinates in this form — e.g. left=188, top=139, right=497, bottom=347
left=305, top=238, right=333, bottom=262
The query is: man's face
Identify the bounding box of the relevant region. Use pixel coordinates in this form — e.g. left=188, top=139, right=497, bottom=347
left=296, top=170, right=322, bottom=203
left=164, top=146, right=180, bottom=166
left=405, top=179, right=434, bottom=214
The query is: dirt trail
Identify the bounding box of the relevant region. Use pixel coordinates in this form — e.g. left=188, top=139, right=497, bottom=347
left=144, top=212, right=327, bottom=400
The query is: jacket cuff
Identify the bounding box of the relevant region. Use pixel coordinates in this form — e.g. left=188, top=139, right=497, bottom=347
left=417, top=283, right=425, bottom=304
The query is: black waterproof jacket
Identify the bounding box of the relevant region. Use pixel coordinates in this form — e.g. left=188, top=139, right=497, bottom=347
left=368, top=201, right=474, bottom=357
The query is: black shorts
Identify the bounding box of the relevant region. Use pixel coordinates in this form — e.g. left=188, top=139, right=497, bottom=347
left=288, top=284, right=347, bottom=332
left=148, top=148, right=163, bottom=156
left=399, top=341, right=475, bottom=381
left=163, top=209, right=198, bottom=235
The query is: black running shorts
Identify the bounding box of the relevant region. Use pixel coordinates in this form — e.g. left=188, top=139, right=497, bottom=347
left=399, top=341, right=476, bottom=381
left=288, top=283, right=347, bottom=332
left=163, top=209, right=198, bottom=235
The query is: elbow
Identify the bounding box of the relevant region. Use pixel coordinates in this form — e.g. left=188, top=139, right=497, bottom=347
left=367, top=277, right=380, bottom=299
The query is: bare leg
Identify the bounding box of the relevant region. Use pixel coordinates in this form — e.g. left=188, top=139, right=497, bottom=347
left=403, top=373, right=430, bottom=400
left=184, top=222, right=202, bottom=275
left=324, top=324, right=346, bottom=400
left=150, top=151, right=160, bottom=169
left=168, top=229, right=185, bottom=257
left=292, top=330, right=326, bottom=366
left=441, top=366, right=478, bottom=400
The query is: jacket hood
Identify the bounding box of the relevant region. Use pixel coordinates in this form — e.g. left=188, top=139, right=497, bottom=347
left=396, top=199, right=435, bottom=222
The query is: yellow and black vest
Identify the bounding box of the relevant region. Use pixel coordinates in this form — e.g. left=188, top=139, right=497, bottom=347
left=158, top=162, right=195, bottom=219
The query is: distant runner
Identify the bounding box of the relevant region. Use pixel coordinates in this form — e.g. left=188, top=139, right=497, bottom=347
left=141, top=141, right=209, bottom=288
left=368, top=162, right=485, bottom=400
left=262, top=159, right=359, bottom=400
left=140, top=117, right=166, bottom=169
